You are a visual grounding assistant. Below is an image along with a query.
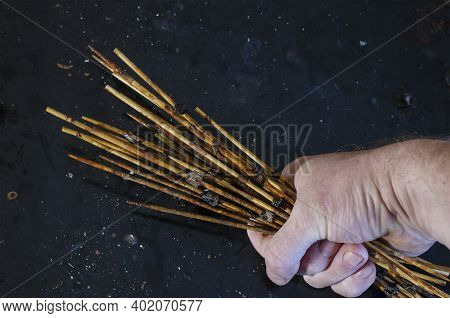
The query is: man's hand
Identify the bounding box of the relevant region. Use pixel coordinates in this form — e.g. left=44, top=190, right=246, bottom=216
left=248, top=139, right=450, bottom=297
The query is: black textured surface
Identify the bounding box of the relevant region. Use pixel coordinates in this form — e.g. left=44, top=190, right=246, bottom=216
left=0, top=0, right=449, bottom=297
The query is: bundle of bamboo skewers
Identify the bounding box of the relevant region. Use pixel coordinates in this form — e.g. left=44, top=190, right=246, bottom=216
left=46, top=46, right=449, bottom=298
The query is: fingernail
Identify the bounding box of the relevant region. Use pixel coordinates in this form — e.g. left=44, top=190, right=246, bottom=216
left=342, top=250, right=364, bottom=268
left=356, top=265, right=375, bottom=279
left=318, top=241, right=337, bottom=258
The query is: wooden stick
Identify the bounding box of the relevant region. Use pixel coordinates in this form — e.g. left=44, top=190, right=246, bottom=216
left=92, top=140, right=278, bottom=230
left=383, top=272, right=424, bottom=298
left=195, top=106, right=275, bottom=174
left=90, top=51, right=288, bottom=207
left=61, top=127, right=195, bottom=192
left=82, top=116, right=125, bottom=136
left=128, top=201, right=274, bottom=234
left=372, top=240, right=449, bottom=282
left=374, top=279, right=399, bottom=298
left=50, top=106, right=195, bottom=176
left=195, top=106, right=297, bottom=200
left=46, top=107, right=146, bottom=154
left=83, top=115, right=167, bottom=155
left=126, top=112, right=154, bottom=130
left=369, top=252, right=448, bottom=298
left=199, top=180, right=281, bottom=230
left=88, top=45, right=120, bottom=73
left=97, top=47, right=253, bottom=177
left=65, top=123, right=278, bottom=231
left=99, top=155, right=201, bottom=196
left=91, top=48, right=194, bottom=132
left=113, top=48, right=176, bottom=107
left=105, top=85, right=289, bottom=219
left=414, top=257, right=450, bottom=275
left=69, top=154, right=260, bottom=227
left=204, top=175, right=286, bottom=225
left=104, top=50, right=293, bottom=199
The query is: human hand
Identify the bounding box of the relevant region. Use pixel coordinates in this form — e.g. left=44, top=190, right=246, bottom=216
left=248, top=140, right=449, bottom=297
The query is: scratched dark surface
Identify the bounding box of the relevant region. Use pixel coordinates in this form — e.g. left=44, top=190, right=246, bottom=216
left=0, top=0, right=449, bottom=297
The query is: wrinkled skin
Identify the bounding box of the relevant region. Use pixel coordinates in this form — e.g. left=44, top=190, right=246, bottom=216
left=248, top=140, right=450, bottom=297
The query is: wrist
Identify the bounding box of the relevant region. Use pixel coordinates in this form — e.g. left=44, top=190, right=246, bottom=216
left=368, top=139, right=449, bottom=246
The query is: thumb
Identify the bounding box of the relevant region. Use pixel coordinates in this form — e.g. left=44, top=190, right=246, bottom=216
left=248, top=202, right=321, bottom=286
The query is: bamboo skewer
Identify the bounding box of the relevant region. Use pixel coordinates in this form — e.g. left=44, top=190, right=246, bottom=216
left=46, top=107, right=146, bottom=154
left=99, top=155, right=201, bottom=196
left=51, top=107, right=211, bottom=178
left=195, top=107, right=297, bottom=200
left=91, top=47, right=209, bottom=147
left=105, top=85, right=291, bottom=219
left=83, top=115, right=168, bottom=155
left=128, top=201, right=273, bottom=234
left=99, top=153, right=278, bottom=230
left=92, top=47, right=294, bottom=211
left=371, top=240, right=450, bottom=282
left=203, top=175, right=286, bottom=225
left=368, top=244, right=448, bottom=298
left=69, top=154, right=259, bottom=227
left=79, top=116, right=285, bottom=225
left=90, top=47, right=292, bottom=204
left=59, top=121, right=278, bottom=230
left=61, top=127, right=195, bottom=192
left=46, top=46, right=449, bottom=298
left=195, top=107, right=275, bottom=174
left=61, top=128, right=274, bottom=231
left=113, top=48, right=176, bottom=107
left=414, top=258, right=450, bottom=276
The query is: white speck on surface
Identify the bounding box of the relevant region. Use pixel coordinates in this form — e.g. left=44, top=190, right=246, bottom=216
left=359, top=40, right=367, bottom=47
left=123, top=234, right=138, bottom=246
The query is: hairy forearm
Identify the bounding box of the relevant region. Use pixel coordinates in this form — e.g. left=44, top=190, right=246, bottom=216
left=370, top=139, right=450, bottom=248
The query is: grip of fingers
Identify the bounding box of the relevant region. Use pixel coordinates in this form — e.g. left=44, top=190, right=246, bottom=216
left=303, top=243, right=368, bottom=289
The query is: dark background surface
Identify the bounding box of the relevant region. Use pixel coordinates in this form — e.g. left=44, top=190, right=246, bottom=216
left=0, top=0, right=449, bottom=297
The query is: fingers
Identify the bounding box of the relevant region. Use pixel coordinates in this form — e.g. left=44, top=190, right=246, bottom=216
left=248, top=231, right=375, bottom=297
left=301, top=243, right=375, bottom=297
left=303, top=243, right=368, bottom=289
left=298, top=240, right=342, bottom=275
left=331, top=261, right=376, bottom=297
left=247, top=208, right=320, bottom=286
